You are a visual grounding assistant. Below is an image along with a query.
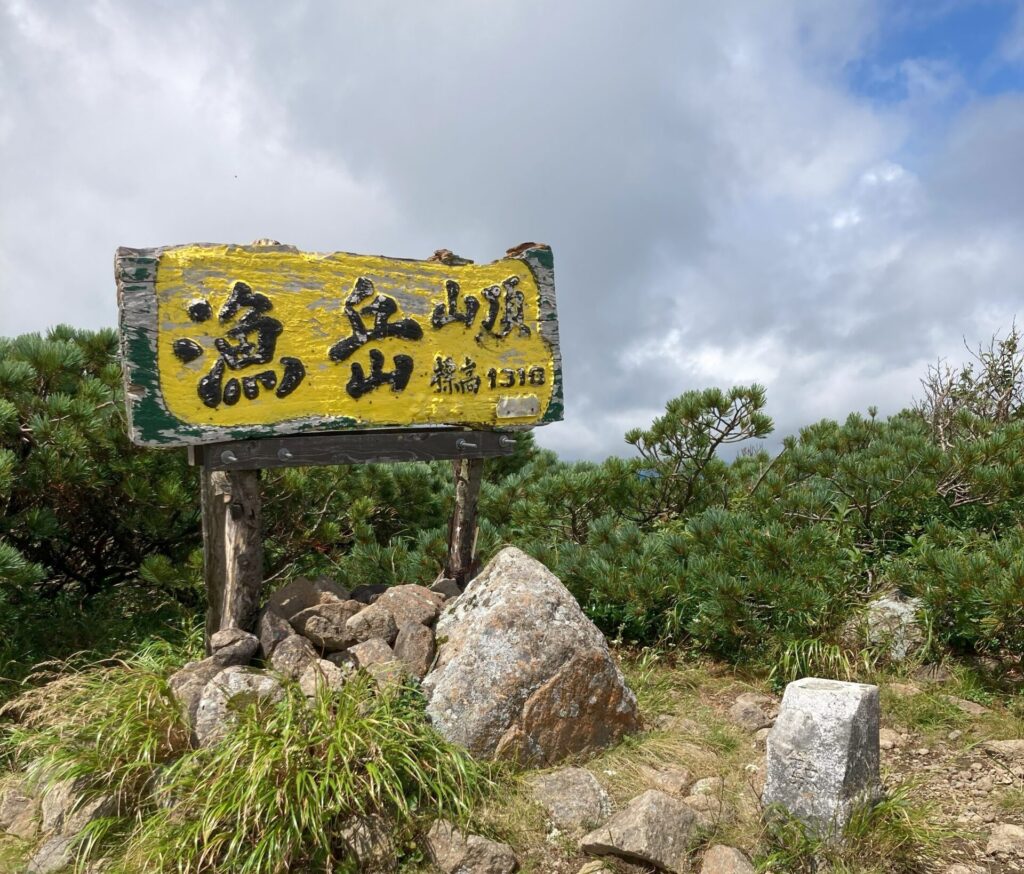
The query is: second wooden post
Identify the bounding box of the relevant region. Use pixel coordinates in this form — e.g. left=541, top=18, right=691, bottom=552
left=200, top=465, right=264, bottom=652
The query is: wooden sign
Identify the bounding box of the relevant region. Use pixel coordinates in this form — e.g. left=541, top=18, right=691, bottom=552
left=115, top=242, right=562, bottom=446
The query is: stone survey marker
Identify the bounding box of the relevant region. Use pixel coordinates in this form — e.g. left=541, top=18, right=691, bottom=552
left=115, top=242, right=562, bottom=446
left=763, top=677, right=881, bottom=838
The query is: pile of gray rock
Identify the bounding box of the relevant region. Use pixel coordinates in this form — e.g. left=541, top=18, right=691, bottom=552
left=169, top=576, right=452, bottom=745
left=2, top=548, right=647, bottom=873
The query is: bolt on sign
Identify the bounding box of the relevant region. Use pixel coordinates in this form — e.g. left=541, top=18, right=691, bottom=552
left=115, top=242, right=562, bottom=446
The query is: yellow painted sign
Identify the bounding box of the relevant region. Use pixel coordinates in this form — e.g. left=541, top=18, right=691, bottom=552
left=116, top=242, right=562, bottom=446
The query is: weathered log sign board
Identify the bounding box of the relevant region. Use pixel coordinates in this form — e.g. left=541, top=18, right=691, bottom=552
left=115, top=242, right=562, bottom=446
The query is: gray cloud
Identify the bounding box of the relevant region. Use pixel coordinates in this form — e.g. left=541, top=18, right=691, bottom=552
left=1, top=0, right=1021, bottom=460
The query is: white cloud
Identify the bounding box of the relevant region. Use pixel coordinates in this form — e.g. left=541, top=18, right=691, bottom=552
left=1, top=0, right=1022, bottom=461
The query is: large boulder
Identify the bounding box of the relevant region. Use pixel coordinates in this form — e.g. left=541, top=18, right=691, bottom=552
left=422, top=547, right=640, bottom=765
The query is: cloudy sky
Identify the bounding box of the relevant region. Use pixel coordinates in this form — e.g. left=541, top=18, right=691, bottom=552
left=2, top=0, right=1023, bottom=460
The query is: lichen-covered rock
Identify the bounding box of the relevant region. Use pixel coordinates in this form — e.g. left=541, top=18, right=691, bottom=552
left=426, top=820, right=517, bottom=874
left=270, top=634, right=319, bottom=680
left=579, top=789, right=697, bottom=873
left=350, top=583, right=388, bottom=604
left=194, top=666, right=285, bottom=746
left=987, top=823, right=1024, bottom=857
left=298, top=658, right=350, bottom=697
left=290, top=599, right=362, bottom=652
left=638, top=765, right=693, bottom=797
left=423, top=547, right=640, bottom=765
left=257, top=609, right=293, bottom=659
left=763, top=677, right=881, bottom=838
left=530, top=767, right=612, bottom=834
left=209, top=627, right=260, bottom=665
left=29, top=782, right=115, bottom=874
left=168, top=657, right=227, bottom=729
left=394, top=622, right=436, bottom=678
left=430, top=577, right=463, bottom=600
left=264, top=576, right=350, bottom=621
left=982, top=739, right=1024, bottom=762
left=865, top=594, right=924, bottom=662
left=728, top=692, right=777, bottom=732
left=701, top=845, right=755, bottom=874
left=348, top=638, right=395, bottom=669
left=346, top=602, right=399, bottom=645
left=375, top=584, right=443, bottom=627
left=0, top=778, right=39, bottom=840
left=337, top=814, right=397, bottom=872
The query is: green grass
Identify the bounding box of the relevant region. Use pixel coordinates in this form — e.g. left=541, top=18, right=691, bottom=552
left=1, top=634, right=496, bottom=874
left=759, top=783, right=955, bottom=873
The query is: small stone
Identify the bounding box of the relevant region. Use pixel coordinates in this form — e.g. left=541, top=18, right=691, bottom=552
left=684, top=792, right=724, bottom=820
left=982, top=740, right=1024, bottom=762
left=0, top=779, right=39, bottom=840
left=701, top=844, right=755, bottom=874
left=948, top=730, right=963, bottom=742
left=375, top=584, right=443, bottom=627
left=28, top=835, right=76, bottom=874
left=298, top=659, right=349, bottom=697
left=264, top=577, right=323, bottom=620
left=913, top=664, right=953, bottom=684
left=426, top=820, right=517, bottom=874
left=639, top=765, right=693, bottom=797
left=269, top=634, right=319, bottom=680
left=209, top=627, right=260, bottom=665
left=393, top=622, right=436, bottom=679
left=942, top=695, right=991, bottom=717
left=763, top=677, right=881, bottom=837
left=310, top=575, right=351, bottom=602
left=879, top=728, right=900, bottom=751
left=987, top=822, right=1024, bottom=856
left=530, top=767, right=612, bottom=833
left=430, top=577, right=463, bottom=599
left=350, top=583, right=388, bottom=604
left=194, top=666, right=285, bottom=746
left=256, top=609, right=293, bottom=659
left=691, top=776, right=723, bottom=796
left=728, top=698, right=772, bottom=732
left=337, top=814, right=396, bottom=872
left=346, top=602, right=399, bottom=645
left=366, top=660, right=412, bottom=690
left=579, top=789, right=698, bottom=873
left=886, top=682, right=922, bottom=699
left=348, top=638, right=395, bottom=669
left=290, top=599, right=362, bottom=652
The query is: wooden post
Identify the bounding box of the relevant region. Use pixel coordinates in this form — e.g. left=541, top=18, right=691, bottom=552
left=200, top=465, right=264, bottom=652
left=446, top=457, right=485, bottom=587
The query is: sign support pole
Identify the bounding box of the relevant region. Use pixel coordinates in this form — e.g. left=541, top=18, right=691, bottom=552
left=200, top=464, right=264, bottom=651
left=446, top=457, right=485, bottom=587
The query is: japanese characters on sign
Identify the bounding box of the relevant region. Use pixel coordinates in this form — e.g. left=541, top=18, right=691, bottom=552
left=116, top=243, right=562, bottom=446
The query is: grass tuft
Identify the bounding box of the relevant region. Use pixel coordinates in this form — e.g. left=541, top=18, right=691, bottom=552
left=759, top=783, right=956, bottom=873
left=1, top=635, right=495, bottom=874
